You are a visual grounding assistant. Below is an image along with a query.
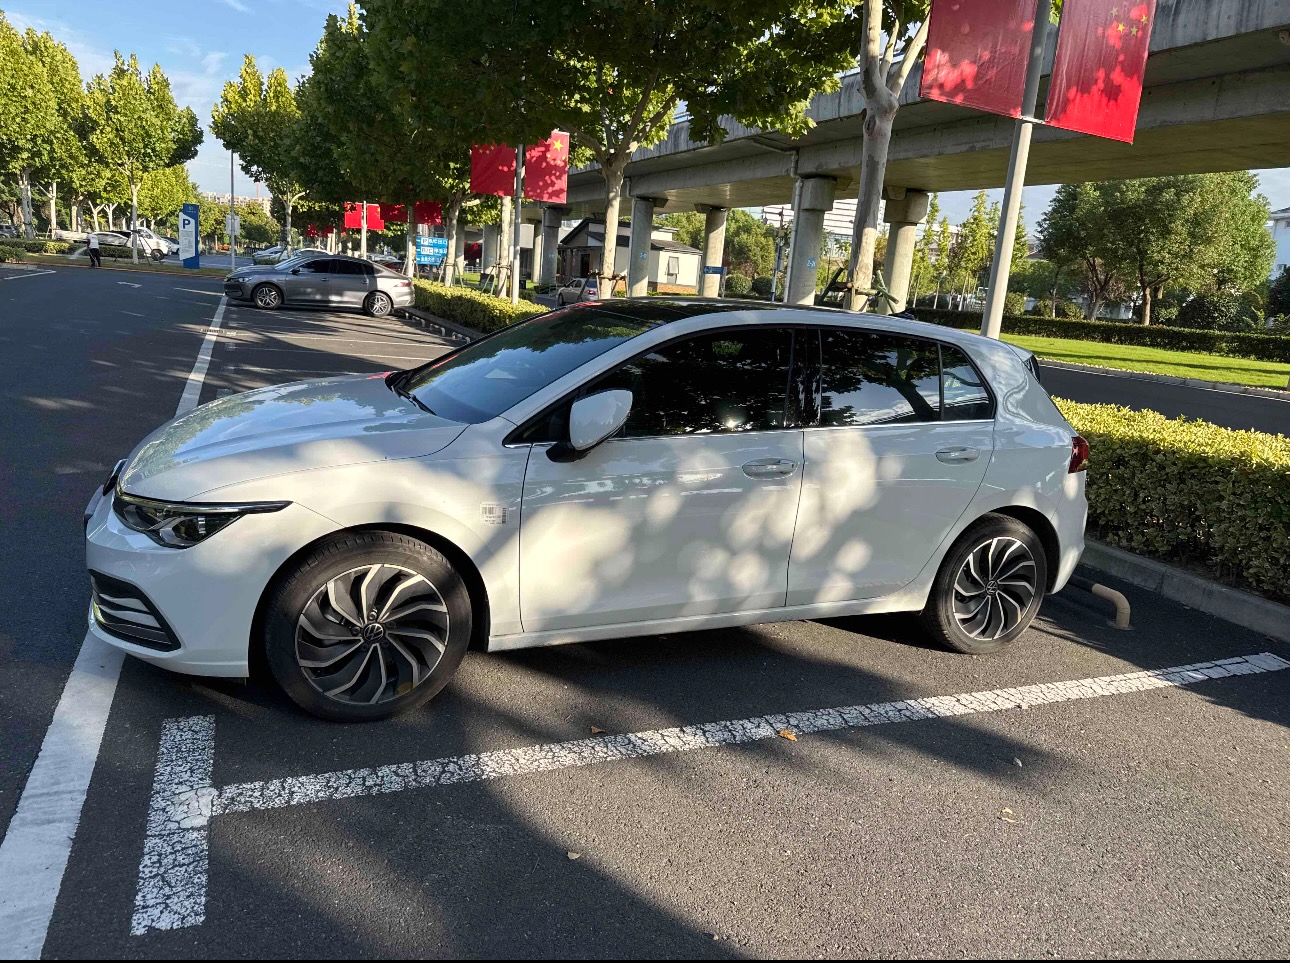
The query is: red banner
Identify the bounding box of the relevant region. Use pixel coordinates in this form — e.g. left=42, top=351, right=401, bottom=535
left=920, top=0, right=1037, bottom=118
left=379, top=203, right=407, bottom=223
left=1045, top=0, right=1156, bottom=142
left=343, top=203, right=384, bottom=230
left=523, top=131, right=569, bottom=204
left=470, top=144, right=516, bottom=197
left=413, top=201, right=442, bottom=226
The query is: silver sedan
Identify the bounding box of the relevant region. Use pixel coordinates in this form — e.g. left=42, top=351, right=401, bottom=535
left=223, top=253, right=416, bottom=316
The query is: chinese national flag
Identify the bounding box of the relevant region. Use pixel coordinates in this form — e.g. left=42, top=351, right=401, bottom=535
left=523, top=131, right=569, bottom=204
left=920, top=0, right=1037, bottom=118
left=1045, top=0, right=1156, bottom=142
left=470, top=144, right=517, bottom=197
left=379, top=203, right=407, bottom=223
left=413, top=201, right=442, bottom=226
left=343, top=203, right=384, bottom=230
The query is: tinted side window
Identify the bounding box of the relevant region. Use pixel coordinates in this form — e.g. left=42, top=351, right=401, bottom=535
left=941, top=344, right=993, bottom=420
left=298, top=259, right=329, bottom=273
left=330, top=259, right=366, bottom=275
left=592, top=328, right=796, bottom=437
left=819, top=330, right=940, bottom=426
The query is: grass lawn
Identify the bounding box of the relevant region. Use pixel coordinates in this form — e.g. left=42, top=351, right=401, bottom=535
left=1004, top=333, right=1290, bottom=389
left=25, top=252, right=228, bottom=277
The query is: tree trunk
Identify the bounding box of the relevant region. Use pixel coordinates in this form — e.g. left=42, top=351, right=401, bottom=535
left=443, top=193, right=464, bottom=286
left=105, top=203, right=115, bottom=231
left=845, top=94, right=897, bottom=311
left=597, top=163, right=627, bottom=299
left=1140, top=284, right=1153, bottom=326
left=48, top=182, right=58, bottom=237
left=282, top=195, right=293, bottom=247
left=18, top=169, right=35, bottom=239
left=1088, top=296, right=1103, bottom=321
left=498, top=195, right=512, bottom=293
left=129, top=182, right=140, bottom=263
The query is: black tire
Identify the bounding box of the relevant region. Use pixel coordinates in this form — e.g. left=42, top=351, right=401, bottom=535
left=263, top=531, right=473, bottom=721
left=149, top=249, right=165, bottom=261
left=252, top=283, right=282, bottom=310
left=556, top=294, right=565, bottom=306
left=919, top=514, right=1048, bottom=655
left=364, top=291, right=393, bottom=317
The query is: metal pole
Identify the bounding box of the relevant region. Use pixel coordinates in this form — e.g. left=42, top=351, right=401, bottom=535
left=229, top=151, right=235, bottom=272
left=360, top=200, right=368, bottom=260
left=511, top=145, right=524, bottom=305
left=981, top=0, right=1053, bottom=339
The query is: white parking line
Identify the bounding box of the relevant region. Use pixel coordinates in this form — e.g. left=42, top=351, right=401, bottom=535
left=0, top=297, right=227, bottom=960
left=0, top=269, right=56, bottom=281
left=130, top=652, right=1289, bottom=937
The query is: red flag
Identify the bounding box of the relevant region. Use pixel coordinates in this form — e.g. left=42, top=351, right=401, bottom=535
left=523, top=131, right=569, bottom=204
left=471, top=144, right=516, bottom=197
left=1045, top=0, right=1156, bottom=142
left=343, top=203, right=384, bottom=230
left=305, top=224, right=319, bottom=238
left=920, top=0, right=1037, bottom=118
left=379, top=203, right=407, bottom=223
left=413, top=201, right=442, bottom=226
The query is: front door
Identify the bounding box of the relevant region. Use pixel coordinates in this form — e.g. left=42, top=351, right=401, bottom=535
left=788, top=329, right=994, bottom=604
left=519, top=326, right=809, bottom=632
left=283, top=257, right=330, bottom=304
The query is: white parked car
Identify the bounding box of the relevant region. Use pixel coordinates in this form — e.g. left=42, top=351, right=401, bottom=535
left=85, top=301, right=1087, bottom=721
left=555, top=276, right=599, bottom=304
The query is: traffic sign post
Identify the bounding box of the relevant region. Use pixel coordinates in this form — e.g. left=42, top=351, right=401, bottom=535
left=180, top=203, right=199, bottom=269
left=416, top=235, right=449, bottom=266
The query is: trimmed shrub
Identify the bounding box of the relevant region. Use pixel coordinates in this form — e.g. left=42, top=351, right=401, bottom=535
left=0, top=244, right=25, bottom=262
left=412, top=279, right=544, bottom=333
left=1054, top=300, right=1084, bottom=319
left=751, top=276, right=774, bottom=298
left=1057, top=399, right=1290, bottom=602
left=1173, top=291, right=1262, bottom=333
left=1028, top=298, right=1052, bottom=317
left=8, top=238, right=75, bottom=255
left=724, top=273, right=751, bottom=297
left=1003, top=291, right=1026, bottom=316
left=912, top=308, right=1290, bottom=363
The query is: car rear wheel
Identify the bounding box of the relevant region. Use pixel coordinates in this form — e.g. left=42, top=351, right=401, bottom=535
left=149, top=249, right=165, bottom=261
left=263, top=531, right=472, bottom=721
left=364, top=291, right=393, bottom=317
left=252, top=283, right=282, bottom=310
left=919, top=514, right=1047, bottom=655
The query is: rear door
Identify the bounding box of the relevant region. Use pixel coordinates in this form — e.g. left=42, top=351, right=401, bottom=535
left=327, top=258, right=372, bottom=306
left=787, top=329, right=994, bottom=604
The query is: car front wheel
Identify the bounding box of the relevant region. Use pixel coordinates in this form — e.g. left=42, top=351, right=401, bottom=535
left=919, top=514, right=1048, bottom=655
left=263, top=531, right=473, bottom=721
left=252, top=283, right=282, bottom=310
left=364, top=291, right=393, bottom=317
left=149, top=249, right=165, bottom=261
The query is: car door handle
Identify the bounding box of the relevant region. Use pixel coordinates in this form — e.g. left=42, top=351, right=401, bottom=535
left=742, top=458, right=798, bottom=479
left=935, top=446, right=980, bottom=464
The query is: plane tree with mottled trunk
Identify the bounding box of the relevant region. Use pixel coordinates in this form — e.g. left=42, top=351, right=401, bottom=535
left=364, top=0, right=860, bottom=299
left=0, top=14, right=57, bottom=238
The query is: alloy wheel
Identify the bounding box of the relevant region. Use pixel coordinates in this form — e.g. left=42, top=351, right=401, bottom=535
left=255, top=285, right=280, bottom=308
left=951, top=536, right=1037, bottom=640
left=369, top=292, right=391, bottom=315
left=295, top=563, right=449, bottom=705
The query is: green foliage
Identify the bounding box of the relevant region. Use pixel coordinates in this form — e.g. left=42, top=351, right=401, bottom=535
left=751, top=276, right=774, bottom=298
left=1173, top=292, right=1262, bottom=333
left=1003, top=291, right=1026, bottom=316
left=412, top=280, right=544, bottom=333
left=1054, top=300, right=1084, bottom=320
left=136, top=164, right=189, bottom=222
left=1268, top=266, right=1290, bottom=319
left=6, top=237, right=74, bottom=253
left=234, top=201, right=279, bottom=246
left=914, top=308, right=1290, bottom=363
left=724, top=273, right=751, bottom=297
left=1028, top=298, right=1052, bottom=317
left=0, top=243, right=25, bottom=262
left=657, top=208, right=774, bottom=277
left=1057, top=400, right=1290, bottom=602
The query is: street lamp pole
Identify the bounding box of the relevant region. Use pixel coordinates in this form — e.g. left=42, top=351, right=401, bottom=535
left=229, top=151, right=236, bottom=273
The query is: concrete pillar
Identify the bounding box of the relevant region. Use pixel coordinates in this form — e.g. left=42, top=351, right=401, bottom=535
left=697, top=204, right=728, bottom=297
left=628, top=196, right=662, bottom=297
left=786, top=176, right=837, bottom=306
left=881, top=189, right=931, bottom=313
left=528, top=219, right=543, bottom=286
left=540, top=206, right=567, bottom=286
left=482, top=223, right=499, bottom=274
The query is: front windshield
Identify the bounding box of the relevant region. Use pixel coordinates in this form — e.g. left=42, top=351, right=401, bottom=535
left=399, top=306, right=659, bottom=424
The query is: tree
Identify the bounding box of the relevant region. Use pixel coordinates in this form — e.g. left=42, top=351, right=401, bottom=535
left=136, top=164, right=190, bottom=225
left=1101, top=173, right=1275, bottom=325
left=908, top=192, right=940, bottom=301
left=1269, top=266, right=1290, bottom=319
left=1038, top=183, right=1127, bottom=321
left=657, top=207, right=775, bottom=278
left=211, top=56, right=308, bottom=246
left=23, top=28, right=87, bottom=236
left=947, top=191, right=994, bottom=307
left=235, top=201, right=279, bottom=246
left=0, top=15, right=58, bottom=237
left=88, top=53, right=202, bottom=261
left=365, top=0, right=860, bottom=298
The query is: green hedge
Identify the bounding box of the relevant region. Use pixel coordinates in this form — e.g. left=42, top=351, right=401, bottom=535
left=1057, top=400, right=1290, bottom=602
left=411, top=279, right=545, bottom=333
left=915, top=308, right=1290, bottom=363
left=7, top=238, right=75, bottom=255
left=0, top=244, right=25, bottom=262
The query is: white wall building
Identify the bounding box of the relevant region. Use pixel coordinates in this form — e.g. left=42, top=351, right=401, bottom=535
left=558, top=219, right=702, bottom=293
left=1270, top=207, right=1290, bottom=277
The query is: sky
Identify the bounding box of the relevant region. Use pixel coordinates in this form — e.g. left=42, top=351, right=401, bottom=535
left=6, top=1, right=1289, bottom=227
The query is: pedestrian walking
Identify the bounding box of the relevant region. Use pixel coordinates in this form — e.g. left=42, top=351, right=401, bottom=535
left=87, top=233, right=101, bottom=268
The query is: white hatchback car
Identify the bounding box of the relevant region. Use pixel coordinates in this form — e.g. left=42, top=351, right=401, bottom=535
left=85, top=301, right=1087, bottom=721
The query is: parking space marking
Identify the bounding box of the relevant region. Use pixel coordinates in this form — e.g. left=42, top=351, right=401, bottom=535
left=0, top=297, right=228, bottom=961
left=130, top=652, right=1289, bottom=937
left=0, top=269, right=56, bottom=281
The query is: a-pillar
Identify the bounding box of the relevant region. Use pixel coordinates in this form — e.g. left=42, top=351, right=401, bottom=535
left=540, top=206, right=567, bottom=286
left=696, top=205, right=728, bottom=297
left=786, top=176, right=837, bottom=306
left=628, top=195, right=663, bottom=297
left=881, top=189, right=931, bottom=313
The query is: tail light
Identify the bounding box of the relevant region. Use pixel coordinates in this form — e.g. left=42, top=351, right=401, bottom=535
left=1069, top=435, right=1089, bottom=473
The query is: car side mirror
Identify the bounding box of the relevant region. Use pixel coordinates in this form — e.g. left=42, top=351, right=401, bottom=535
left=548, top=389, right=632, bottom=462
left=290, top=268, right=300, bottom=275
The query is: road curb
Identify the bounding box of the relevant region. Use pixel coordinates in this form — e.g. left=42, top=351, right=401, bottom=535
left=21, top=258, right=228, bottom=278
left=398, top=306, right=482, bottom=343
left=1078, top=540, right=1290, bottom=642
left=1040, top=359, right=1290, bottom=401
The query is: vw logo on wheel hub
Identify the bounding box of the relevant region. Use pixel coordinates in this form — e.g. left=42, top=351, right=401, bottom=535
left=360, top=622, right=386, bottom=643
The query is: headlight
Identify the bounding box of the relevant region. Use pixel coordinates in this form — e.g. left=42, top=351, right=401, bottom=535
left=112, top=490, right=289, bottom=548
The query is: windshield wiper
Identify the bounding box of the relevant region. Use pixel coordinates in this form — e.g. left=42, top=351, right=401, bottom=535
left=386, top=370, right=434, bottom=414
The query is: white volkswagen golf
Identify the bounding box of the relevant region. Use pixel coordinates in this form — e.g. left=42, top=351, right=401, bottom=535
left=85, top=301, right=1087, bottom=721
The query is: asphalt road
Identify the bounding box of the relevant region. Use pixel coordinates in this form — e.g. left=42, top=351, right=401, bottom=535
left=2, top=266, right=1288, bottom=957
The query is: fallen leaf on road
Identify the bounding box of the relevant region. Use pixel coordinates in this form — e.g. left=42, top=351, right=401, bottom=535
left=1002, top=807, right=1013, bottom=815
left=1001, top=816, right=1017, bottom=824
left=1013, top=757, right=1024, bottom=768
left=778, top=729, right=797, bottom=742
left=590, top=726, right=605, bottom=735
left=567, top=851, right=581, bottom=860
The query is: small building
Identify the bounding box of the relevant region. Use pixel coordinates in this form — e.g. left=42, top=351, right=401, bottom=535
left=1270, top=207, right=1290, bottom=278
left=557, top=218, right=702, bottom=293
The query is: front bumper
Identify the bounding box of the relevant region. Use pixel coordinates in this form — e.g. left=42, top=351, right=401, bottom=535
left=84, top=485, right=338, bottom=677
left=223, top=279, right=253, bottom=300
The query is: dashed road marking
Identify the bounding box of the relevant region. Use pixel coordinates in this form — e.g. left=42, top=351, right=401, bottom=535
left=130, top=652, right=1289, bottom=937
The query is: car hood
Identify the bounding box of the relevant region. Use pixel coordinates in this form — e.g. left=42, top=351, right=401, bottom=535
left=227, top=263, right=290, bottom=279
left=120, top=373, right=467, bottom=501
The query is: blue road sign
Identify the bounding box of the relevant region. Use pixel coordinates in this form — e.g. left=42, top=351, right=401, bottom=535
left=702, top=264, right=725, bottom=275
left=180, top=203, right=199, bottom=269
left=416, top=235, right=449, bottom=265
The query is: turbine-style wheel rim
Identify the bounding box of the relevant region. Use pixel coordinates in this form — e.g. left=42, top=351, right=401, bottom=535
left=255, top=286, right=280, bottom=308
left=952, top=537, right=1037, bottom=641
left=296, top=563, right=449, bottom=706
